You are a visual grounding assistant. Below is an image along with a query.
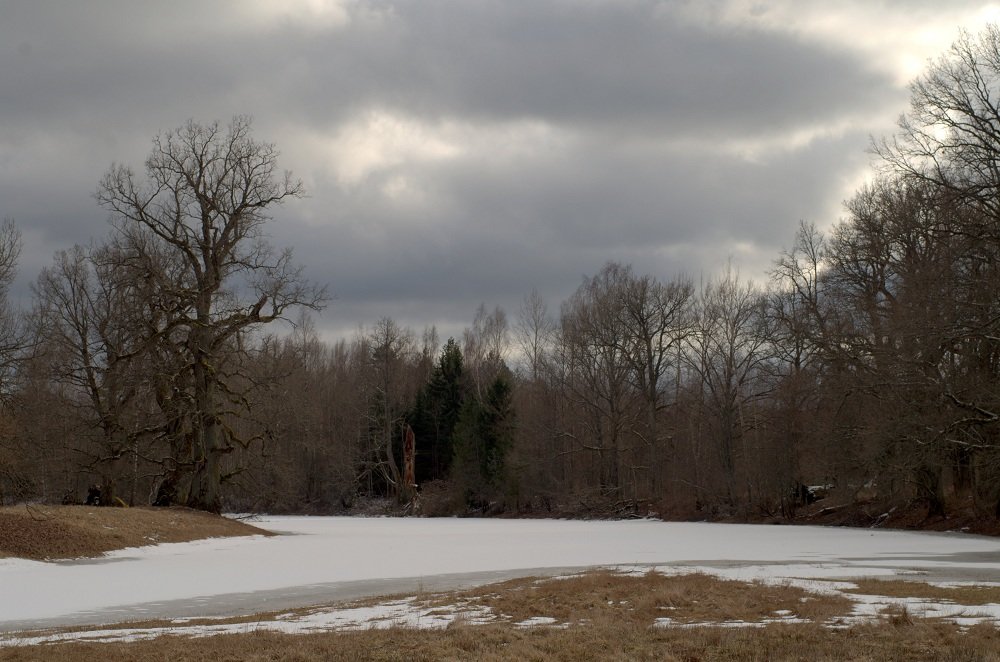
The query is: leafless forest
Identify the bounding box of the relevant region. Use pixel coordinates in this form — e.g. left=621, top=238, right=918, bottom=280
left=3, top=29, right=1000, bottom=523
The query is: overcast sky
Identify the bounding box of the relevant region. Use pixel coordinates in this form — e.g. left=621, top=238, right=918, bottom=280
left=2, top=1, right=999, bottom=342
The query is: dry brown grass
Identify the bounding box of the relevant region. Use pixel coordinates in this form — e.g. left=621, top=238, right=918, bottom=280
left=6, top=570, right=1000, bottom=660
left=4, top=621, right=1000, bottom=661
left=433, top=570, right=852, bottom=626
left=847, top=579, right=1000, bottom=606
left=0, top=505, right=270, bottom=560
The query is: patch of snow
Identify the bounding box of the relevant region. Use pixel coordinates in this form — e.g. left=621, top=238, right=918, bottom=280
left=1, top=598, right=496, bottom=646
left=840, top=592, right=1000, bottom=627
left=514, top=616, right=559, bottom=627
left=654, top=618, right=767, bottom=629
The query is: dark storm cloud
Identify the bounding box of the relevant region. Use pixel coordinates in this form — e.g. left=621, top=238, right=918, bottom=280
left=293, top=121, right=873, bottom=323
left=258, top=0, right=897, bottom=139
left=0, top=1, right=974, bottom=337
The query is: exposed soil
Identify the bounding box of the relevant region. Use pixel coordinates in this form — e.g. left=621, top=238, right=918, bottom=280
left=793, top=493, right=1000, bottom=537
left=0, top=505, right=271, bottom=561
left=335, top=489, right=1000, bottom=539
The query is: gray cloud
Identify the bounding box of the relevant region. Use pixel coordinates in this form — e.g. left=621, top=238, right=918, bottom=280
left=0, top=1, right=980, bottom=338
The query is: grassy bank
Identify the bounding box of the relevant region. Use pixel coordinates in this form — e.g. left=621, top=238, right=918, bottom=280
left=5, top=621, right=999, bottom=662
left=5, top=570, right=1000, bottom=660
left=0, top=505, right=269, bottom=560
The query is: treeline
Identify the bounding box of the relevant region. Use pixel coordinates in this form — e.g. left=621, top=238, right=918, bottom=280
left=4, top=28, right=1000, bottom=522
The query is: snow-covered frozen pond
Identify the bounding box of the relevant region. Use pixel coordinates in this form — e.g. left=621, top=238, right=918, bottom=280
left=3, top=517, right=1000, bottom=632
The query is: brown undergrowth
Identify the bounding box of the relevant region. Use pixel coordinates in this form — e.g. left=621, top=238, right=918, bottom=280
left=429, top=570, right=852, bottom=625
left=3, top=620, right=1000, bottom=661
left=0, top=505, right=270, bottom=560
left=11, top=570, right=997, bottom=660
left=845, top=578, right=1000, bottom=605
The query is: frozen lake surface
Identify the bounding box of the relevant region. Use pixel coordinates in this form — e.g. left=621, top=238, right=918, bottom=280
left=3, top=516, right=1000, bottom=632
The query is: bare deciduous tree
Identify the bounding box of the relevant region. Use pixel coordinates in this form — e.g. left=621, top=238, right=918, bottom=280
left=365, top=317, right=417, bottom=500
left=685, top=266, right=771, bottom=508
left=0, top=219, right=34, bottom=504
left=515, top=288, right=555, bottom=382
left=876, top=25, right=1000, bottom=229
left=617, top=269, right=693, bottom=497
left=95, top=117, right=326, bottom=512
left=464, top=304, right=509, bottom=401
left=0, top=219, right=29, bottom=399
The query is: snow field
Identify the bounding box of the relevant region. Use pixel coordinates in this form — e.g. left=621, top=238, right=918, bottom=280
left=3, top=516, right=1000, bottom=644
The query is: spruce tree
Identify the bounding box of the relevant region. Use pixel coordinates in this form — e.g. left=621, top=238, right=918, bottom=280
left=452, top=367, right=516, bottom=511
left=409, top=338, right=464, bottom=482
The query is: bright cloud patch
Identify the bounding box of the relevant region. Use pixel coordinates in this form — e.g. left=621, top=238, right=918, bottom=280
left=677, top=0, right=1000, bottom=84
left=242, top=0, right=351, bottom=30
left=327, top=111, right=463, bottom=186
left=323, top=111, right=566, bottom=189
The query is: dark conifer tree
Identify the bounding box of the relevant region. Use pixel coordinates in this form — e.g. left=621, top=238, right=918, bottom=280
left=452, top=367, right=516, bottom=511
left=409, top=338, right=464, bottom=482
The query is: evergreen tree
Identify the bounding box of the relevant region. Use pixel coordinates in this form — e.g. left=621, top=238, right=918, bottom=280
left=409, top=338, right=464, bottom=482
left=452, top=367, right=516, bottom=511
left=478, top=370, right=516, bottom=486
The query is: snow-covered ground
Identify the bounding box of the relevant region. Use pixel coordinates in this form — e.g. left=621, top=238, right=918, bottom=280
left=3, top=517, right=1000, bottom=639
